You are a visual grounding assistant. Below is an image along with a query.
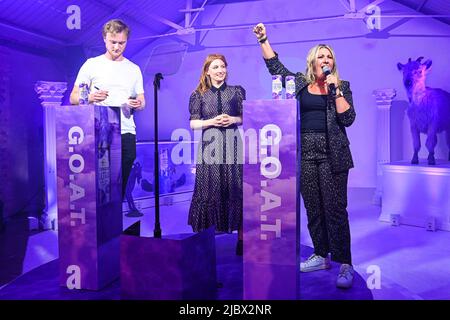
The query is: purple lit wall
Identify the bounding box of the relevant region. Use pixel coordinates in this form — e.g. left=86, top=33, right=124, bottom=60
left=132, top=0, right=450, bottom=188
left=0, top=46, right=67, bottom=218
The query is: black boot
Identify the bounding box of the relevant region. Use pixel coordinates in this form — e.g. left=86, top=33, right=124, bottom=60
left=236, top=240, right=243, bottom=256
left=428, top=152, right=435, bottom=165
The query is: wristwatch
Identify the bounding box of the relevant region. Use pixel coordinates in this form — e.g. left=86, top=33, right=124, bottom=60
left=335, top=90, right=344, bottom=99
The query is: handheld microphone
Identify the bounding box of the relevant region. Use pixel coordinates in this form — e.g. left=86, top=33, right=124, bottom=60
left=321, top=65, right=336, bottom=96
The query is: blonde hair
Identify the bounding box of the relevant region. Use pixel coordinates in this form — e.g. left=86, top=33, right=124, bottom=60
left=195, top=54, right=228, bottom=94
left=102, top=19, right=130, bottom=38
left=305, top=44, right=340, bottom=85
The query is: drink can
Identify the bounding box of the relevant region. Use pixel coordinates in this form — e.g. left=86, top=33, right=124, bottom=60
left=79, top=83, right=89, bottom=105
left=286, top=76, right=296, bottom=99
left=272, top=75, right=283, bottom=99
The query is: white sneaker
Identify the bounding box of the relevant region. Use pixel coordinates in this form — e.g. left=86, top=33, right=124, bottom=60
left=336, top=264, right=354, bottom=289
left=300, top=254, right=331, bottom=272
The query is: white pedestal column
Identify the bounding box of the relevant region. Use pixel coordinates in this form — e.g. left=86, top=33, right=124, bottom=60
left=372, top=88, right=396, bottom=205
left=34, top=81, right=67, bottom=230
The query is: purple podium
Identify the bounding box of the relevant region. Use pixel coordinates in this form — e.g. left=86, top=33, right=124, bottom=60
left=120, top=223, right=217, bottom=300
left=55, top=105, right=122, bottom=290
left=243, top=99, right=299, bottom=300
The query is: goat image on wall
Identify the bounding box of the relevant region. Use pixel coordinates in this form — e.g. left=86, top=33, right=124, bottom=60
left=397, top=57, right=450, bottom=165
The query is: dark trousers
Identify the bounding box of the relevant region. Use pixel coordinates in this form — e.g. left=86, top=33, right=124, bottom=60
left=300, top=132, right=352, bottom=265
left=122, top=133, right=136, bottom=199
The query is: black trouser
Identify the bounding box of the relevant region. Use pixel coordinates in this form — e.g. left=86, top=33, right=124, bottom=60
left=300, top=132, right=352, bottom=265
left=122, top=133, right=136, bottom=199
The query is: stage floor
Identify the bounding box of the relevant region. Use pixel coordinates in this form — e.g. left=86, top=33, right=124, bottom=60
left=1, top=187, right=450, bottom=300
left=0, top=239, right=372, bottom=300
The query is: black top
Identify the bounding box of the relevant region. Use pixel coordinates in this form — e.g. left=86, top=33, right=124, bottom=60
left=299, top=86, right=327, bottom=133
left=210, top=82, right=227, bottom=114
left=189, top=82, right=244, bottom=122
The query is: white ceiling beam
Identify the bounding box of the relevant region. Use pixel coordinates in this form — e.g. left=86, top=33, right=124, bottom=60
left=188, top=0, right=208, bottom=27
left=339, top=0, right=350, bottom=11
left=349, top=0, right=356, bottom=12
left=179, top=8, right=205, bottom=12
left=416, top=0, right=429, bottom=11
left=367, top=14, right=450, bottom=18
left=131, top=15, right=346, bottom=41
left=358, top=0, right=385, bottom=13
left=184, top=0, right=192, bottom=28
left=146, top=13, right=184, bottom=30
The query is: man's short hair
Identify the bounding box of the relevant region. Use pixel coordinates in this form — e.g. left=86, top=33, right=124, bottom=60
left=102, top=19, right=130, bottom=38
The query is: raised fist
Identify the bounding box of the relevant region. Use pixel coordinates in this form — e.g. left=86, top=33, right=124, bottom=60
left=253, top=23, right=266, bottom=40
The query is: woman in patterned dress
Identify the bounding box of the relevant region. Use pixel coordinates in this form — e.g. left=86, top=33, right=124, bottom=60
left=188, top=54, right=246, bottom=256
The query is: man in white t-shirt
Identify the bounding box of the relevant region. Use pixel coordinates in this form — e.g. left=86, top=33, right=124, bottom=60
left=70, top=19, right=146, bottom=198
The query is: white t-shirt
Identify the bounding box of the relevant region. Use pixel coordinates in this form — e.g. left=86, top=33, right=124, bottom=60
left=74, top=54, right=145, bottom=135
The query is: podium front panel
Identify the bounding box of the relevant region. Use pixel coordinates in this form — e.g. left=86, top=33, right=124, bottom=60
left=243, top=99, right=299, bottom=300
left=55, top=105, right=122, bottom=290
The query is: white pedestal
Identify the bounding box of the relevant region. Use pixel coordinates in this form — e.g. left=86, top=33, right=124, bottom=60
left=380, top=161, right=450, bottom=231
left=34, top=81, right=67, bottom=230
left=372, top=88, right=396, bottom=205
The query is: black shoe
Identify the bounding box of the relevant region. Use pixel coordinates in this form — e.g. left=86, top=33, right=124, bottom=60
left=125, top=210, right=143, bottom=217
left=236, top=240, right=243, bottom=256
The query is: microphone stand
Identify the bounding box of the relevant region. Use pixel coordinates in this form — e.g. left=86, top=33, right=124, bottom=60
left=153, top=73, right=163, bottom=238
